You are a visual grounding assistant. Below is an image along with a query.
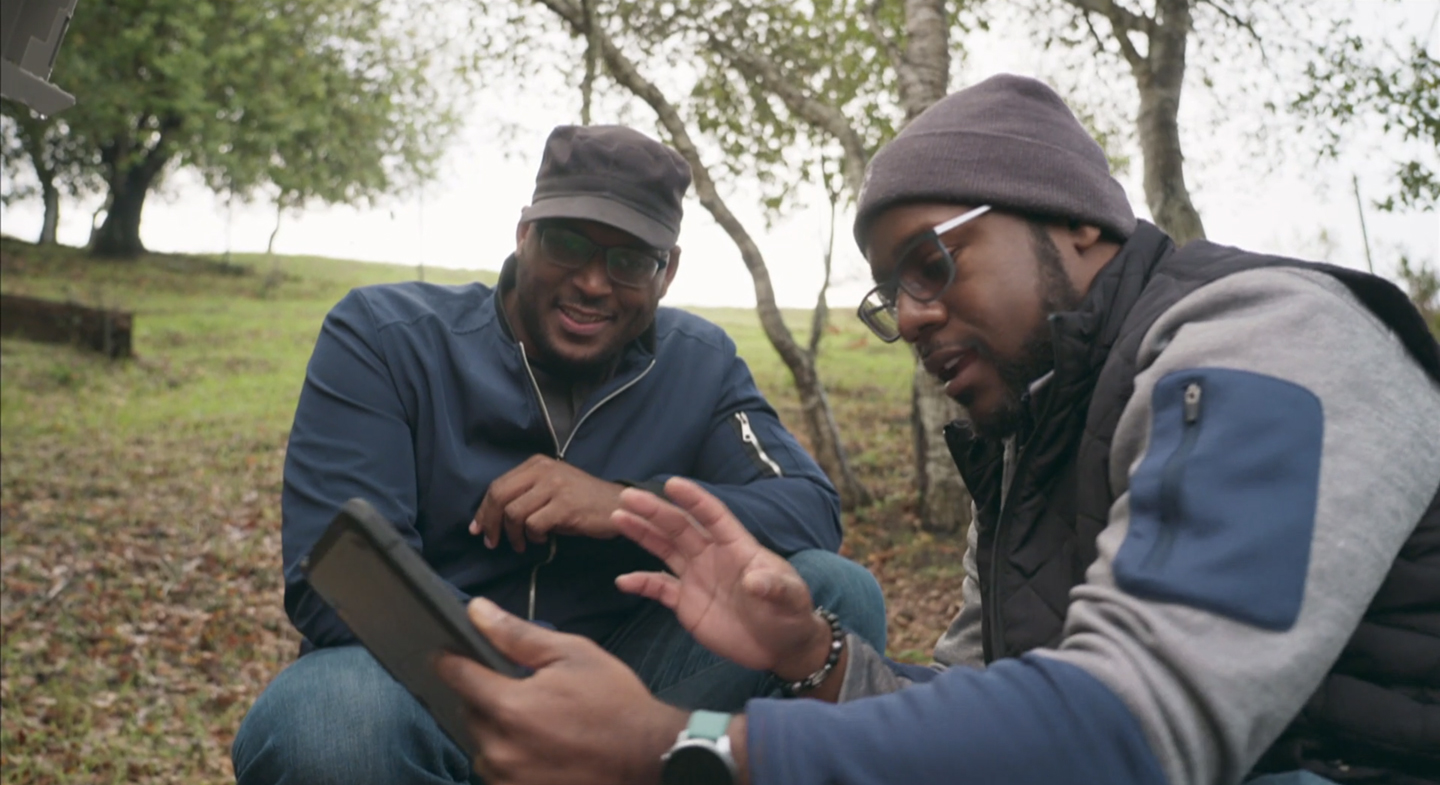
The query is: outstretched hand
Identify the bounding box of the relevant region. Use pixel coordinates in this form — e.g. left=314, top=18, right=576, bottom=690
left=436, top=598, right=684, bottom=785
left=611, top=477, right=828, bottom=677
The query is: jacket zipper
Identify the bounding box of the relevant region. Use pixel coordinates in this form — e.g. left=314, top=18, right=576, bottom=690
left=1143, top=381, right=1203, bottom=570
left=985, top=384, right=1049, bottom=660
left=735, top=412, right=784, bottom=477
left=516, top=341, right=657, bottom=620
left=987, top=443, right=1020, bottom=660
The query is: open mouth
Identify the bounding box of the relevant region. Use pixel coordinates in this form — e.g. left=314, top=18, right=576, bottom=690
left=556, top=303, right=613, bottom=336
left=922, top=346, right=979, bottom=397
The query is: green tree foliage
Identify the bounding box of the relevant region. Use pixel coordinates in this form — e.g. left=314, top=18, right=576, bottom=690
left=1293, top=33, right=1439, bottom=213
left=1023, top=1, right=1436, bottom=237
left=0, top=0, right=462, bottom=258
left=1396, top=256, right=1440, bottom=338
left=507, top=0, right=984, bottom=524
left=479, top=0, right=907, bottom=509
left=0, top=110, right=103, bottom=245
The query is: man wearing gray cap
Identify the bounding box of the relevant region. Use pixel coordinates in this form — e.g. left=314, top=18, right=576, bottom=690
left=430, top=76, right=1440, bottom=785
left=230, top=124, right=887, bottom=784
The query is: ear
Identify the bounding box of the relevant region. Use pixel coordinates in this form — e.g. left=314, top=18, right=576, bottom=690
left=1066, top=222, right=1104, bottom=254
left=1058, top=222, right=1121, bottom=296
left=657, top=246, right=682, bottom=298
left=515, top=221, right=531, bottom=255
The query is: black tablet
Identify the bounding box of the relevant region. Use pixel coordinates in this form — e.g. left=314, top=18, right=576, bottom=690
left=301, top=498, right=524, bottom=758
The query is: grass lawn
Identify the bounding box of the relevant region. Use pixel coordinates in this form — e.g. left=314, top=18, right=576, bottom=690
left=0, top=237, right=965, bottom=783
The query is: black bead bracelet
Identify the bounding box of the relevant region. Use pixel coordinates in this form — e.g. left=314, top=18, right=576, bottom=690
left=779, top=607, right=845, bottom=696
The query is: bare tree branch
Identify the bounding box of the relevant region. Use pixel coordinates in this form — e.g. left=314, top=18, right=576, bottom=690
left=864, top=0, right=905, bottom=75
left=1080, top=10, right=1113, bottom=60
left=1065, top=0, right=1149, bottom=70
left=580, top=0, right=599, bottom=124
left=1196, top=0, right=1269, bottom=63
left=534, top=0, right=873, bottom=507
left=536, top=0, right=804, bottom=368
left=1065, top=0, right=1153, bottom=37
left=705, top=34, right=869, bottom=199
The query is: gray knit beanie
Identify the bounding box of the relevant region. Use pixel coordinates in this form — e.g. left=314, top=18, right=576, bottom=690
left=854, top=74, right=1136, bottom=248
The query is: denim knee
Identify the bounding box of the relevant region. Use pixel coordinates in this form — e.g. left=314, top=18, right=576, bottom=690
left=787, top=549, right=888, bottom=654
left=231, top=646, right=472, bottom=785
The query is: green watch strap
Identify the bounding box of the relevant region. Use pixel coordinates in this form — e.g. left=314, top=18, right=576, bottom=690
left=685, top=710, right=732, bottom=742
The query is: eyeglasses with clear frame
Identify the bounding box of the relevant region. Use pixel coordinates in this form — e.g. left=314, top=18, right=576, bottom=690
left=537, top=223, right=670, bottom=289
left=855, top=205, right=992, bottom=342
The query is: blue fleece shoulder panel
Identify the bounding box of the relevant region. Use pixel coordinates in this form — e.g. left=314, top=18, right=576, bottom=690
left=1115, top=368, right=1324, bottom=631
left=747, top=656, right=1165, bottom=785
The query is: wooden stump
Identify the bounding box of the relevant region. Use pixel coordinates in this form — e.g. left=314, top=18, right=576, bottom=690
left=0, top=294, right=133, bottom=359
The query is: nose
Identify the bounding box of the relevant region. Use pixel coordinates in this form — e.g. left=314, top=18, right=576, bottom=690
left=571, top=253, right=614, bottom=297
left=895, top=289, right=946, bottom=343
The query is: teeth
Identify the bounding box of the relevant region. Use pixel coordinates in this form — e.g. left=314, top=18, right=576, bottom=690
left=561, top=306, right=607, bottom=323
left=943, top=357, right=961, bottom=372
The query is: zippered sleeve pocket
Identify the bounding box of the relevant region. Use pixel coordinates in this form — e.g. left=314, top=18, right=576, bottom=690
left=730, top=411, right=785, bottom=477
left=1114, top=368, right=1324, bottom=631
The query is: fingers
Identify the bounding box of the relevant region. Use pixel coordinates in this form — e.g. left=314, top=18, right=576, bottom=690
left=611, top=509, right=688, bottom=574
left=471, top=492, right=504, bottom=549
left=466, top=597, right=571, bottom=670
left=662, top=477, right=754, bottom=546
left=471, top=458, right=549, bottom=551
left=741, top=567, right=813, bottom=612
left=503, top=506, right=530, bottom=552
left=436, top=650, right=508, bottom=716
left=616, top=487, right=717, bottom=560
left=614, top=571, right=681, bottom=608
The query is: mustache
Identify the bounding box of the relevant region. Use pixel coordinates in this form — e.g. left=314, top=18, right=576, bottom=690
left=921, top=336, right=996, bottom=364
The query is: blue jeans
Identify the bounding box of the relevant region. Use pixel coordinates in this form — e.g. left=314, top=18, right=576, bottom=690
left=231, top=549, right=885, bottom=785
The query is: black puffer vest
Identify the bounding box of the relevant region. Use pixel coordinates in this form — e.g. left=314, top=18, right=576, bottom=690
left=945, top=222, right=1440, bottom=782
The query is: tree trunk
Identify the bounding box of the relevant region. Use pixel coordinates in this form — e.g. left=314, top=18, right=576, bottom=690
left=913, top=365, right=973, bottom=534
left=20, top=119, right=61, bottom=245
left=796, top=357, right=872, bottom=509
left=897, top=0, right=951, bottom=122
left=91, top=161, right=163, bottom=258
left=86, top=197, right=110, bottom=249
left=1132, top=0, right=1205, bottom=244
left=38, top=177, right=59, bottom=245
left=267, top=203, right=282, bottom=255
left=897, top=0, right=973, bottom=533
left=535, top=0, right=872, bottom=509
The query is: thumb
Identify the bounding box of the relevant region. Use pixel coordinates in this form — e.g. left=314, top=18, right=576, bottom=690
left=466, top=597, right=569, bottom=670
left=741, top=569, right=813, bottom=614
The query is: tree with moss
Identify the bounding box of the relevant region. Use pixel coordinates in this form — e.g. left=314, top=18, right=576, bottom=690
left=0, top=0, right=463, bottom=258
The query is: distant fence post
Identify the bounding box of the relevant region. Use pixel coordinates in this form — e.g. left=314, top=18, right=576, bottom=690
left=0, top=293, right=134, bottom=359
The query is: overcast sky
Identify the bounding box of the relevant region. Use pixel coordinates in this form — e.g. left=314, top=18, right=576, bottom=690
left=2, top=1, right=1436, bottom=309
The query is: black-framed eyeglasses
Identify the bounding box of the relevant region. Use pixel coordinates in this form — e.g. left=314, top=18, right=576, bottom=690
left=536, top=223, right=669, bottom=289
left=855, top=205, right=992, bottom=342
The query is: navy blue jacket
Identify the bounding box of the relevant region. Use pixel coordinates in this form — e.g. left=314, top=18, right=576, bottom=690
left=282, top=270, right=842, bottom=649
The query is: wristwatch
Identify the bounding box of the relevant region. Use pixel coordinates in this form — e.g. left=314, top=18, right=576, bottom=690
left=661, top=710, right=737, bottom=785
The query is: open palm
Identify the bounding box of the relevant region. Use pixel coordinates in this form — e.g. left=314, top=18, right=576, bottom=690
left=611, top=478, right=821, bottom=672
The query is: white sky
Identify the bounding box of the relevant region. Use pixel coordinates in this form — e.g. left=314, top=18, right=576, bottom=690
left=2, top=1, right=1436, bottom=309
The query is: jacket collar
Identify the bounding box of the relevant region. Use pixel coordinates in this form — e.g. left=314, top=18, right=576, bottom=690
left=1046, top=221, right=1174, bottom=395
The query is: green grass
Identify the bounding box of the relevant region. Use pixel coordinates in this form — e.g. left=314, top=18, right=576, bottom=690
left=0, top=237, right=953, bottom=783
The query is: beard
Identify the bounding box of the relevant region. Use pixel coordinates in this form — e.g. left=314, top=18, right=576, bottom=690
left=965, top=223, right=1083, bottom=441
left=513, top=286, right=625, bottom=380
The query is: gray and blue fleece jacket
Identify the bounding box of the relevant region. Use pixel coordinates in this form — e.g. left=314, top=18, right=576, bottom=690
left=745, top=228, right=1440, bottom=784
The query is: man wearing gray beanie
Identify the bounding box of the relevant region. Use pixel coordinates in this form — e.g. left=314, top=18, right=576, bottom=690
left=423, top=76, right=1439, bottom=785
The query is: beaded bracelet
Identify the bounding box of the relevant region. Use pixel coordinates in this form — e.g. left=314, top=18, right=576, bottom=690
left=779, top=607, right=845, bottom=696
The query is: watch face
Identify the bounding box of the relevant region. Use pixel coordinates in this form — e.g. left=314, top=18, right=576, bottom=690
left=663, top=744, right=734, bottom=785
